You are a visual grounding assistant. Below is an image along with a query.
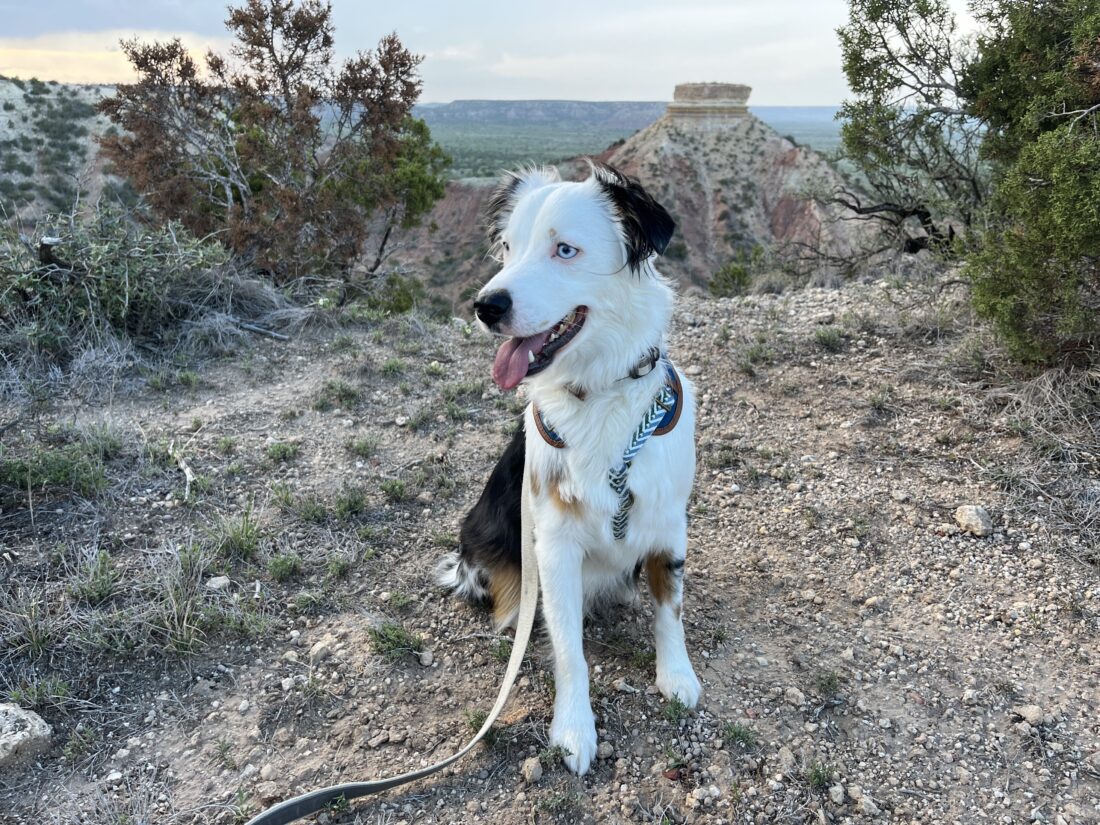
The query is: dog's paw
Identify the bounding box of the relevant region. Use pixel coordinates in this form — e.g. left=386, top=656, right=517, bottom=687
left=656, top=664, right=702, bottom=708
left=549, top=707, right=597, bottom=775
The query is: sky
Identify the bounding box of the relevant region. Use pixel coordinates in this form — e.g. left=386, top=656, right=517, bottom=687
left=0, top=1, right=976, bottom=105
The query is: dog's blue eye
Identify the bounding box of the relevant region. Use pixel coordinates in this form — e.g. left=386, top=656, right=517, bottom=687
left=556, top=243, right=577, bottom=259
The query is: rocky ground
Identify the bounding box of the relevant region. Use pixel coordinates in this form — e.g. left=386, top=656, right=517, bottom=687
left=1, top=277, right=1098, bottom=824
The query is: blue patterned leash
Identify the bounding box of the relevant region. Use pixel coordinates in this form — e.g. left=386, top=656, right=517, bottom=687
left=609, top=374, right=677, bottom=540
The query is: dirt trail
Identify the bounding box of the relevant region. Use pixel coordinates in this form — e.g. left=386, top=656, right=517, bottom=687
left=1, top=282, right=1098, bottom=824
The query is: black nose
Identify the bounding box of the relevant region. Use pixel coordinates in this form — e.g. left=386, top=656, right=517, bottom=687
left=473, top=290, right=512, bottom=328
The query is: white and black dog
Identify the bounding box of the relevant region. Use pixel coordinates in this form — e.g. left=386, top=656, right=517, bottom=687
left=437, top=161, right=700, bottom=775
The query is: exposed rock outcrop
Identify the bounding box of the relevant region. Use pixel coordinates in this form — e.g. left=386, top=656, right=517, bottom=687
left=394, top=83, right=863, bottom=303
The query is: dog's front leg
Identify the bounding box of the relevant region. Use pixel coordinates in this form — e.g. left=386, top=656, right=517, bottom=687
left=535, top=535, right=597, bottom=775
left=645, top=545, right=701, bottom=707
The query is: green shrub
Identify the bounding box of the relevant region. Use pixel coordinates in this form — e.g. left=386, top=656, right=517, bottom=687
left=710, top=246, right=766, bottom=298
left=969, top=128, right=1100, bottom=362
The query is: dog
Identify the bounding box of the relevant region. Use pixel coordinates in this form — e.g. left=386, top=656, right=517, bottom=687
left=437, top=161, right=700, bottom=775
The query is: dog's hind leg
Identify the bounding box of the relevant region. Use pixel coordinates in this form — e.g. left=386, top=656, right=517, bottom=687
left=644, top=542, right=701, bottom=708
left=436, top=423, right=524, bottom=625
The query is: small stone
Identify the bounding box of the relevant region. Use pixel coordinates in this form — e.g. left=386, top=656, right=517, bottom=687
left=106, top=770, right=123, bottom=783
left=0, top=704, right=52, bottom=769
left=205, top=575, right=231, bottom=591
left=521, top=756, right=543, bottom=783
left=613, top=679, right=638, bottom=693
left=859, top=795, right=881, bottom=816
left=829, top=784, right=845, bottom=805
left=684, top=365, right=703, bottom=376
left=784, top=687, right=806, bottom=707
left=597, top=741, right=614, bottom=760
left=309, top=637, right=335, bottom=664
left=1012, top=705, right=1044, bottom=726
left=283, top=650, right=299, bottom=663
left=415, top=491, right=434, bottom=505
left=260, top=763, right=276, bottom=781
left=367, top=731, right=389, bottom=749
left=418, top=650, right=434, bottom=667
left=238, top=700, right=250, bottom=715
left=281, top=678, right=293, bottom=692
left=776, top=746, right=796, bottom=776
left=840, top=646, right=855, bottom=662
left=955, top=505, right=993, bottom=537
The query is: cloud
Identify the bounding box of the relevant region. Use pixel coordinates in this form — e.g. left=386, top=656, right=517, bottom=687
left=0, top=30, right=232, bottom=84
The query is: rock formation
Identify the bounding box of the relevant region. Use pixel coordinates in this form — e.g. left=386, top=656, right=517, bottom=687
left=392, top=83, right=862, bottom=301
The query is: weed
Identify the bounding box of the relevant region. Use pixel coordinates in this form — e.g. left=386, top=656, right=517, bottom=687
left=814, top=326, right=845, bottom=353
left=345, top=435, right=379, bottom=458
left=0, top=444, right=107, bottom=497
left=268, top=552, right=302, bottom=582
left=265, top=442, right=299, bottom=462
left=7, top=676, right=71, bottom=710
left=425, top=361, right=446, bottom=377
left=721, top=721, right=757, bottom=750
left=381, top=358, right=405, bottom=376
left=464, top=708, right=499, bottom=747
left=217, top=436, right=237, bottom=455
left=539, top=745, right=569, bottom=768
left=292, top=591, right=323, bottom=614
left=806, top=760, right=833, bottom=792
left=815, top=671, right=842, bottom=699
left=368, top=621, right=423, bottom=661
left=380, top=478, right=407, bottom=502
left=334, top=485, right=367, bottom=520
left=326, top=554, right=353, bottom=580
left=631, top=649, right=656, bottom=670
left=388, top=591, right=413, bottom=610
left=312, top=379, right=360, bottom=411
left=70, top=548, right=118, bottom=605
left=216, top=502, right=262, bottom=560
left=62, top=725, right=97, bottom=761
left=444, top=400, right=468, bottom=422
left=1, top=587, right=59, bottom=660
left=663, top=696, right=689, bottom=723
left=179, top=370, right=201, bottom=389
left=490, top=637, right=512, bottom=662
left=432, top=531, right=458, bottom=548
left=213, top=738, right=237, bottom=770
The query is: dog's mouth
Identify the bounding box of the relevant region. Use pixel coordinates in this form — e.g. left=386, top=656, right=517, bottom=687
left=491, top=306, right=588, bottom=390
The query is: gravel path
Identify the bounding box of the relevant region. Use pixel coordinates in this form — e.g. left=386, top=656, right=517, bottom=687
left=2, top=279, right=1097, bottom=824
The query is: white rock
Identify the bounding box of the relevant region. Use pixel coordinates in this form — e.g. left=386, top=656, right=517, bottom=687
left=597, top=741, right=614, bottom=760
left=105, top=770, right=123, bottom=782
left=260, top=763, right=276, bottom=781
left=309, top=637, right=335, bottom=664
left=784, top=687, right=806, bottom=707
left=776, top=745, right=796, bottom=776
left=955, top=505, right=993, bottom=537
left=520, top=756, right=542, bottom=783
left=238, top=700, right=250, bottom=715
left=205, top=575, right=231, bottom=591
left=418, top=650, right=434, bottom=667
left=828, top=784, right=845, bottom=805
left=0, top=704, right=52, bottom=769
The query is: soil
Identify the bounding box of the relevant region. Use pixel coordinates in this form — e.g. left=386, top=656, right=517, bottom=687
left=1, top=278, right=1098, bottom=825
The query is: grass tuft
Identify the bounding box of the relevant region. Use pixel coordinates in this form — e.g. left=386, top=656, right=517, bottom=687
left=367, top=621, right=423, bottom=661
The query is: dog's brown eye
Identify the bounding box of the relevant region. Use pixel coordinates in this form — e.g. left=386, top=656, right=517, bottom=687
left=556, top=243, right=577, bottom=259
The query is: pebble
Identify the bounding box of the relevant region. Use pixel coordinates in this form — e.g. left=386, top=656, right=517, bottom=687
left=784, top=687, right=806, bottom=707
left=260, top=763, right=276, bottom=781
left=205, top=575, right=231, bottom=591
left=309, top=637, right=335, bottom=664
left=1012, top=704, right=1044, bottom=726
left=520, top=756, right=542, bottom=783
left=419, top=650, right=434, bottom=667
left=597, top=741, right=614, bottom=760
left=955, top=505, right=993, bottom=537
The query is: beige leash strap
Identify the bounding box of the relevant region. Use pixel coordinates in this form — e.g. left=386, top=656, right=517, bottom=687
left=246, top=467, right=539, bottom=825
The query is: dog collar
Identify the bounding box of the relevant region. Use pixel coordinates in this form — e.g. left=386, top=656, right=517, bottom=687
left=532, top=360, right=682, bottom=449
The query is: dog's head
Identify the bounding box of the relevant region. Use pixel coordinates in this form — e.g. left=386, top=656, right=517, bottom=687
left=475, top=161, right=676, bottom=391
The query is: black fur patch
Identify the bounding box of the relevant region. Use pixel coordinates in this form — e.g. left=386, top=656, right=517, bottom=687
left=457, top=423, right=524, bottom=585
left=590, top=161, right=676, bottom=273
left=485, top=171, right=526, bottom=246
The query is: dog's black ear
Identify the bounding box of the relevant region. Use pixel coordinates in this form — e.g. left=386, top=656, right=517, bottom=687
left=485, top=166, right=561, bottom=247
left=590, top=161, right=676, bottom=273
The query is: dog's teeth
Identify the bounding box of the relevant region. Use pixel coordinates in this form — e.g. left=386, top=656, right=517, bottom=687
left=528, top=350, right=535, bottom=364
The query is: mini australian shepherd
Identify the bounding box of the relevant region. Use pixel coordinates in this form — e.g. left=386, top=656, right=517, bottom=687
left=437, top=161, right=700, bottom=775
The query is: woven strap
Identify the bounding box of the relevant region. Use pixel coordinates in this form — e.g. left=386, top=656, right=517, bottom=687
left=245, top=466, right=540, bottom=825
left=609, top=379, right=677, bottom=540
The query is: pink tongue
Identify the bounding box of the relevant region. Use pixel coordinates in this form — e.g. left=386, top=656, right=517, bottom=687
left=492, top=332, right=551, bottom=390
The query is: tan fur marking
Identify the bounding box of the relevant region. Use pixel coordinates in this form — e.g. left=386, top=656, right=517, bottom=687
left=645, top=553, right=674, bottom=606
left=547, top=467, right=584, bottom=517
left=529, top=470, right=540, bottom=497
left=490, top=563, right=522, bottom=628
